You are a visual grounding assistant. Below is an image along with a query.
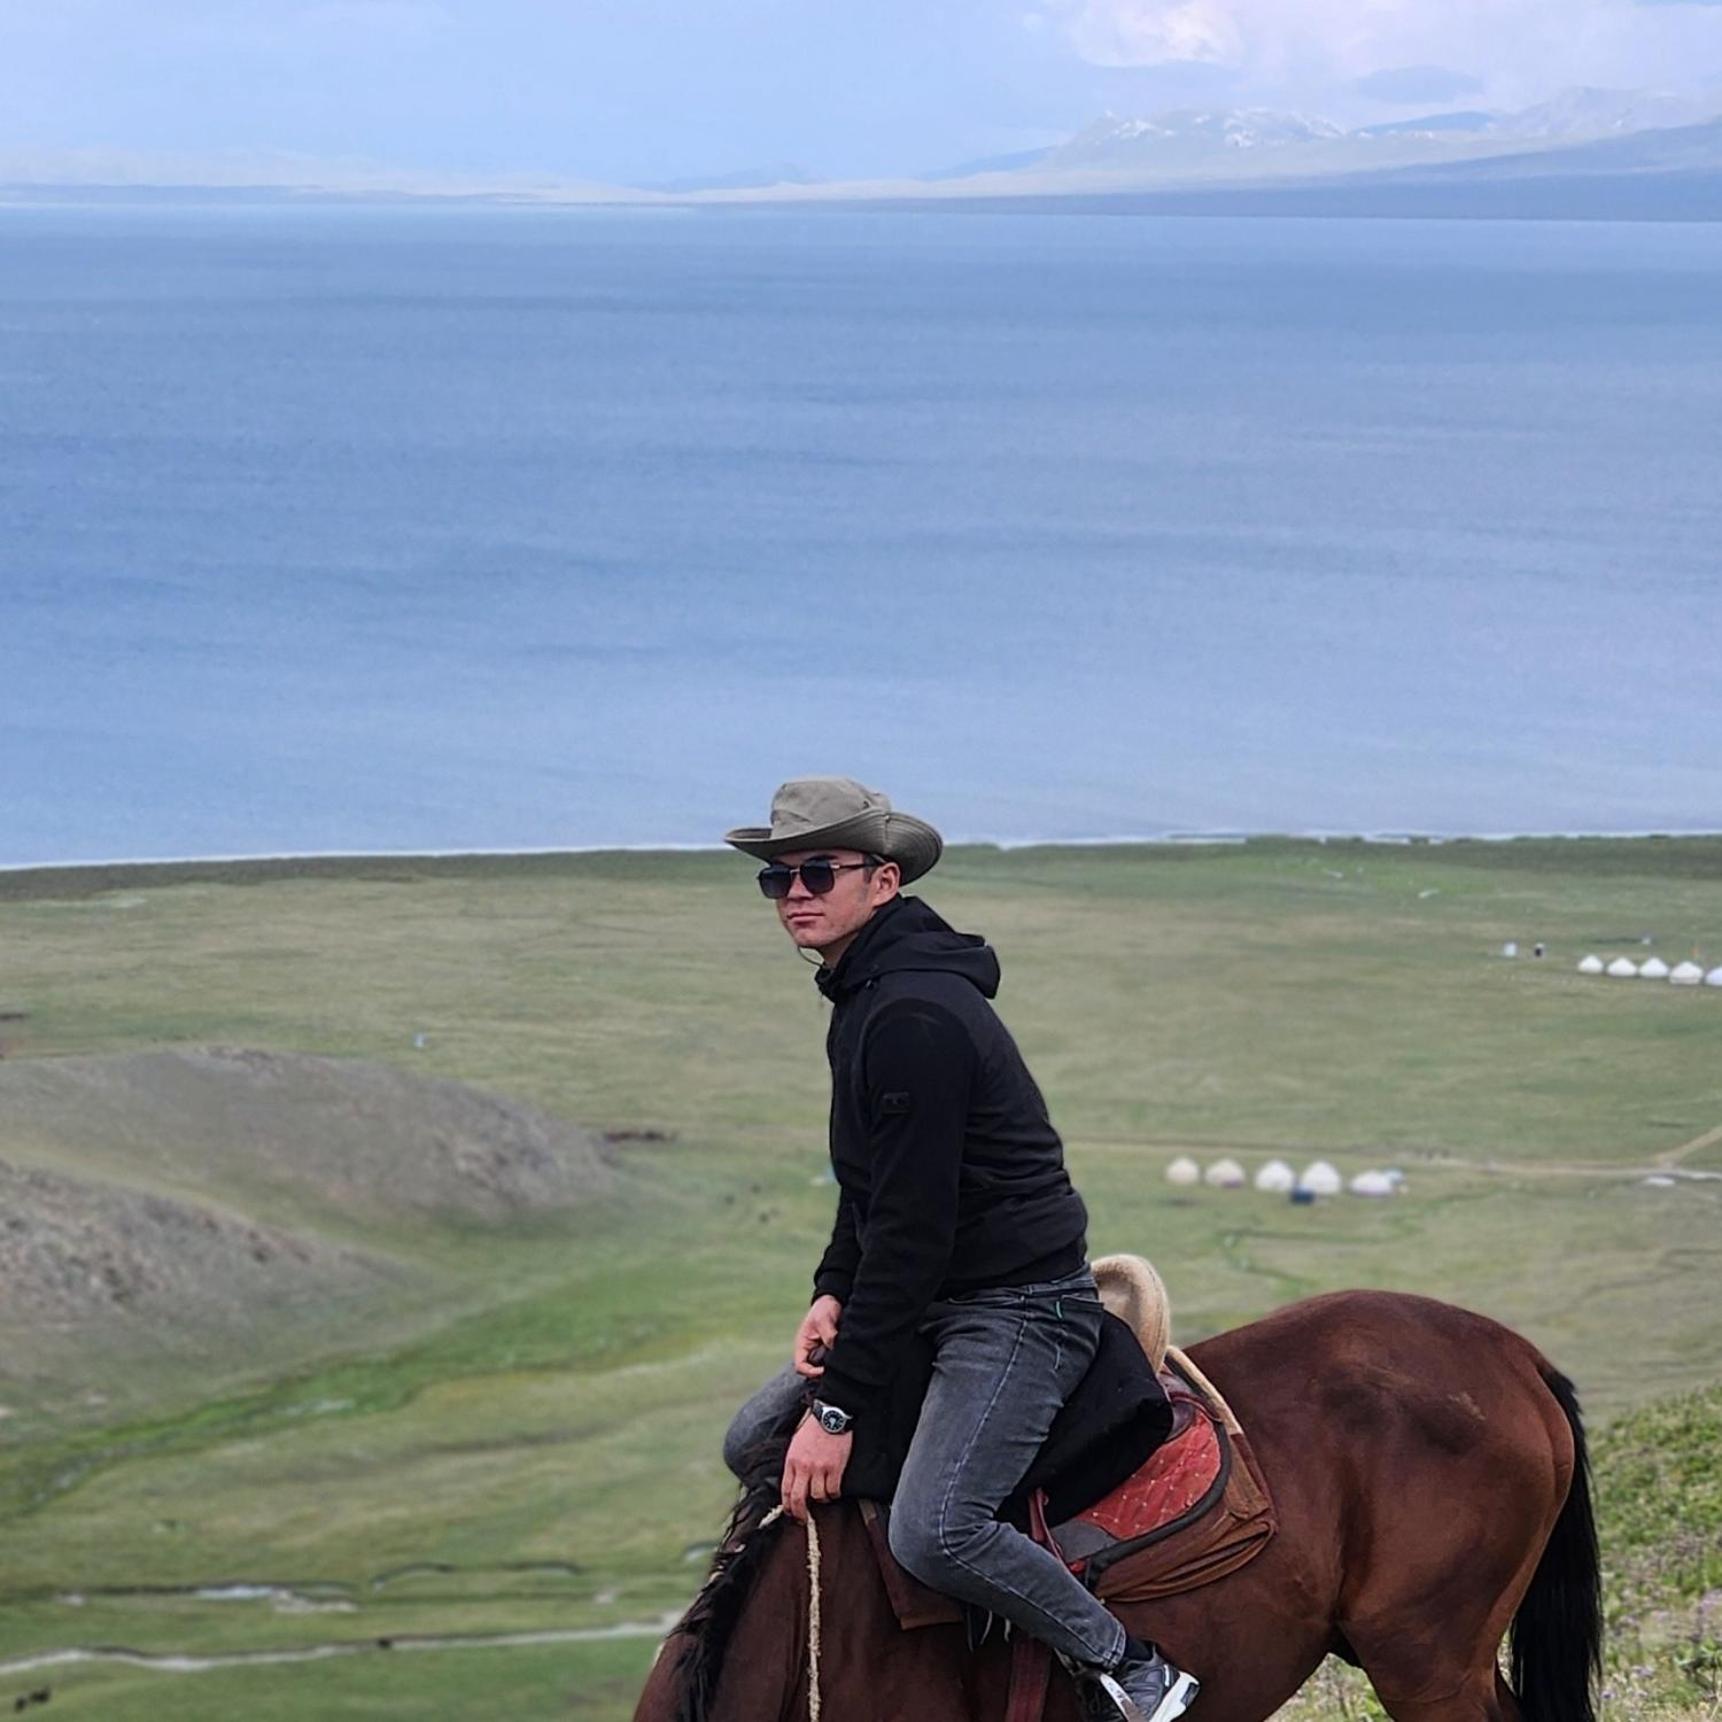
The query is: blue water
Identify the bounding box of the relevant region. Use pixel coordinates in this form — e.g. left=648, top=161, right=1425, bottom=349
left=3, top=203, right=1720, bottom=867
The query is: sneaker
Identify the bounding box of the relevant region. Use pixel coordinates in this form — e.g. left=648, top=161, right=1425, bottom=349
left=1079, top=1643, right=1200, bottom=1722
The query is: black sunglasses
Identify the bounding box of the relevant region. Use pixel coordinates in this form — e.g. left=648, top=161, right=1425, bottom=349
left=756, top=857, right=880, bottom=900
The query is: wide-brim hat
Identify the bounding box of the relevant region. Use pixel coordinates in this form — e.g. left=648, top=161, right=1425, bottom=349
left=724, top=776, right=943, bottom=886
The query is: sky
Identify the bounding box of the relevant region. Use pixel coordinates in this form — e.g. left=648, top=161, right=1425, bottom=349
left=4, top=0, right=1722, bottom=185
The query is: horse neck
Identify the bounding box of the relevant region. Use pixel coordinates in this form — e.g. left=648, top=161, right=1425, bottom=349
left=678, top=1504, right=974, bottom=1722
left=630, top=1507, right=822, bottom=1722
left=712, top=1515, right=819, bottom=1722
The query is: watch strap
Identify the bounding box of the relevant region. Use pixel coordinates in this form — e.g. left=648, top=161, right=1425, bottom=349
left=810, top=1398, right=853, bottom=1434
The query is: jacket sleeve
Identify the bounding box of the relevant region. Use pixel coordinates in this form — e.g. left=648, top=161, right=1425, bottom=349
left=812, top=1186, right=861, bottom=1303
left=815, top=998, right=976, bottom=1424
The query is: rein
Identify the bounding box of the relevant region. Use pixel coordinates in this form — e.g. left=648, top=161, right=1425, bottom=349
left=759, top=1506, right=824, bottom=1721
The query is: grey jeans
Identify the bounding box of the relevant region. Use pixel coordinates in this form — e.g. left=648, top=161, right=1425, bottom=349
left=722, top=1266, right=1127, bottom=1669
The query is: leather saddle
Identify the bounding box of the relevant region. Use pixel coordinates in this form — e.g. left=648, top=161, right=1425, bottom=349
left=864, top=1350, right=1273, bottom=1616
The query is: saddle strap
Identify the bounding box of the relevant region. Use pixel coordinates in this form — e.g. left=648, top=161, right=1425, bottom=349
left=1027, top=1486, right=1071, bottom=1568
left=1165, top=1344, right=1244, bottom=1436
left=999, top=1488, right=1062, bottom=1722
left=1004, top=1627, right=1053, bottom=1722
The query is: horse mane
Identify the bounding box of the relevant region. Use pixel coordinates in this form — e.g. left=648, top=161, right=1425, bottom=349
left=670, top=1429, right=795, bottom=1722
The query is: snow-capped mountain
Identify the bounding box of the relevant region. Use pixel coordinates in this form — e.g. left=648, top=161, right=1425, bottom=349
left=1048, top=109, right=1346, bottom=171
left=997, top=88, right=1722, bottom=182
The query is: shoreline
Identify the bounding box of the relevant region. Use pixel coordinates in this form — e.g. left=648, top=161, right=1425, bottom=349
left=5, top=828, right=1722, bottom=877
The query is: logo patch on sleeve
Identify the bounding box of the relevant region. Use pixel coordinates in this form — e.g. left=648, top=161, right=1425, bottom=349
left=880, top=1091, right=913, bottom=1115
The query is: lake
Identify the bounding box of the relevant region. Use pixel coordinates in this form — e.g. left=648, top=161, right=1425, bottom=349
left=2, top=202, right=1719, bottom=865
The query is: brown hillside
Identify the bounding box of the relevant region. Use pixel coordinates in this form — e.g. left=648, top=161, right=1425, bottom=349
left=0, top=1154, right=391, bottom=1330
left=0, top=1047, right=615, bottom=1228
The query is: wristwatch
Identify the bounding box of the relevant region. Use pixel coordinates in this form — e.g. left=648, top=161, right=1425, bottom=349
left=810, top=1399, right=854, bottom=1436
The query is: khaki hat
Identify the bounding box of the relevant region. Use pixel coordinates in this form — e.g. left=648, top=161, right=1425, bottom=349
left=724, top=777, right=943, bottom=885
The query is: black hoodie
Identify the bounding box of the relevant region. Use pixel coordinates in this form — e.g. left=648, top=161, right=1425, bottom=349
left=809, top=893, right=1088, bottom=1423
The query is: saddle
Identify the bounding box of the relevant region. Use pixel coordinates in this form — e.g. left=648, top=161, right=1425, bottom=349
left=862, top=1354, right=1275, bottom=1627
left=837, top=1305, right=1177, bottom=1519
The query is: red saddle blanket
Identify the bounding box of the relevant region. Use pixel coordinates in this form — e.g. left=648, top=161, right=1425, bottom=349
left=1043, top=1389, right=1222, bottom=1564
left=864, top=1366, right=1276, bottom=1628
left=1038, top=1371, right=1275, bottom=1601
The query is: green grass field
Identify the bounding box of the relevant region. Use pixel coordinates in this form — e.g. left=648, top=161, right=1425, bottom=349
left=1, top=839, right=1719, bottom=1718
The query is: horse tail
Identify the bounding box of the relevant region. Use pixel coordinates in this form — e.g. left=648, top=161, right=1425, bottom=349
left=1509, top=1365, right=1602, bottom=1722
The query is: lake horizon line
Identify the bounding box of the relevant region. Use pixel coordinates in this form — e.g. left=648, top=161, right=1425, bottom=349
left=6, top=827, right=1722, bottom=879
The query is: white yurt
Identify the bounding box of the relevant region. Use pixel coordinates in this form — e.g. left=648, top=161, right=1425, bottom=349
left=1639, top=956, right=1670, bottom=979
left=1577, top=955, right=1605, bottom=975
left=1670, top=961, right=1704, bottom=986
left=1254, top=1159, right=1297, bottom=1193
left=1607, top=957, right=1639, bottom=978
left=1299, top=1160, right=1343, bottom=1196
left=1707, top=968, right=1722, bottom=989
left=1204, top=1157, right=1247, bottom=1189
left=1350, top=1170, right=1397, bottom=1197
left=1166, top=1155, right=1201, bottom=1187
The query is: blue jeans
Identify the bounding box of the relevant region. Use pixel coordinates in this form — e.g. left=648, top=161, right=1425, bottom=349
left=722, top=1267, right=1126, bottom=1669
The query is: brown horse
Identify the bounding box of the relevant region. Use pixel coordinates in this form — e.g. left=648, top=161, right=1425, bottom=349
left=634, top=1290, right=1601, bottom=1722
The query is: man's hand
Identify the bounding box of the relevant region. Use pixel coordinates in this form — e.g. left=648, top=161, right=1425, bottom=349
left=794, top=1295, right=843, bottom=1378
left=780, top=1414, right=853, bottom=1523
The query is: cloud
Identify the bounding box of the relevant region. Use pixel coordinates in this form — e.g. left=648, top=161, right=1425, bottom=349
left=1041, top=0, right=1242, bottom=65
left=1036, top=0, right=1505, bottom=80
left=1034, top=0, right=1722, bottom=105
left=1353, top=64, right=1484, bottom=103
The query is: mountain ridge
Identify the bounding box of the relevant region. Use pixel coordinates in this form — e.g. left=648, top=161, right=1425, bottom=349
left=8, top=84, right=1722, bottom=215
left=942, top=85, right=1722, bottom=184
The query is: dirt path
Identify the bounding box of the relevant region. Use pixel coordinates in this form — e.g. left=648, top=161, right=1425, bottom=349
left=1657, top=1122, right=1722, bottom=1169
left=0, top=1611, right=681, bottom=1680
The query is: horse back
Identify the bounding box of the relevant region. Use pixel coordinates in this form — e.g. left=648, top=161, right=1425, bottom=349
left=1179, top=1288, right=1577, bottom=1708
left=1190, top=1288, right=1571, bottom=1482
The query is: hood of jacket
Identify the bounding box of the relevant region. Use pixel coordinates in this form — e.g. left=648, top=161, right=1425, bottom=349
left=815, top=893, right=1000, bottom=1003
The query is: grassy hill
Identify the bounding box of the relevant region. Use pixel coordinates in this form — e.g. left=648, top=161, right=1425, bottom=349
left=0, top=1047, right=613, bottom=1231
left=0, top=838, right=1718, bottom=1718
left=0, top=1048, right=612, bottom=1429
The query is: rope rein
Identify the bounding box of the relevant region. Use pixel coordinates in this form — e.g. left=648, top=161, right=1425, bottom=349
left=759, top=1506, right=823, bottom=1720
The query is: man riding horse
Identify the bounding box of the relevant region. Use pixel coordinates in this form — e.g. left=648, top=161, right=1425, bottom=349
left=720, top=776, right=1199, bottom=1722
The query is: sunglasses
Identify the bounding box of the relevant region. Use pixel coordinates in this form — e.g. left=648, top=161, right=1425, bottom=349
left=756, top=858, right=878, bottom=900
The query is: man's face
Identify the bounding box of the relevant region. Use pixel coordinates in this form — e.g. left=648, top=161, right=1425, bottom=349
left=769, top=847, right=901, bottom=956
